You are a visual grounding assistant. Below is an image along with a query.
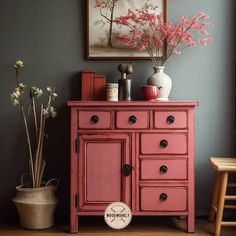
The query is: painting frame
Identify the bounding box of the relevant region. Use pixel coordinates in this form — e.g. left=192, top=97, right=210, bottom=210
left=86, top=0, right=168, bottom=60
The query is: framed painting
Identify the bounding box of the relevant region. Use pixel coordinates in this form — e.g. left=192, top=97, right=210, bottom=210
left=86, top=0, right=168, bottom=59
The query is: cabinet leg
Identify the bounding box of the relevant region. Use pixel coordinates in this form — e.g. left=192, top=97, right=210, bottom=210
left=187, top=214, right=195, bottom=233
left=70, top=214, right=78, bottom=233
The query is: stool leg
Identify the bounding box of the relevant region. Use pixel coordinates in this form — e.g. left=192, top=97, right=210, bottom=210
left=215, top=172, right=228, bottom=236
left=209, top=172, right=220, bottom=222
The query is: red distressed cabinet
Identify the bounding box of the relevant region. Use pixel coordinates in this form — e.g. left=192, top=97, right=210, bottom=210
left=67, top=101, right=198, bottom=233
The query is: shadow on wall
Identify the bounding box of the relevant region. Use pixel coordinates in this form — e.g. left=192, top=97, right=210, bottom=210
left=70, top=72, right=82, bottom=101
left=44, top=104, right=71, bottom=222
left=44, top=72, right=82, bottom=221
left=49, top=72, right=82, bottom=220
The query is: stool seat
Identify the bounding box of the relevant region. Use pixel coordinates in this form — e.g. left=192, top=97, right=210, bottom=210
left=209, top=157, right=236, bottom=236
left=210, top=157, right=236, bottom=172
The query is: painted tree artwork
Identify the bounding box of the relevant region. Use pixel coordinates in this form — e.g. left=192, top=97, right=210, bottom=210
left=94, top=0, right=120, bottom=47
left=88, top=0, right=166, bottom=58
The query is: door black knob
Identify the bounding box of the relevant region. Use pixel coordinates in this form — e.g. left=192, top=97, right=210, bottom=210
left=167, top=115, right=175, bottom=124
left=160, top=139, right=168, bottom=148
left=160, top=193, right=168, bottom=202
left=122, top=164, right=134, bottom=176
left=160, top=165, right=168, bottom=174
left=90, top=115, right=99, bottom=124
left=129, top=115, right=137, bottom=124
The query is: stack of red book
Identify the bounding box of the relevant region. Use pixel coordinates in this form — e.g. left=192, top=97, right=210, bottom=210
left=81, top=70, right=106, bottom=101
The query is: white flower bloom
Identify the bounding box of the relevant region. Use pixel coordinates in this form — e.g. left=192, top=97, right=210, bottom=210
left=10, top=93, right=15, bottom=100
left=11, top=91, right=20, bottom=99
left=46, top=87, right=52, bottom=93
left=39, top=89, right=43, bottom=95
left=49, top=106, right=57, bottom=118
left=52, top=93, right=58, bottom=98
left=35, top=88, right=43, bottom=96
left=31, top=87, right=43, bottom=98
left=51, top=110, right=57, bottom=118
left=19, top=83, right=25, bottom=89
left=15, top=60, right=24, bottom=67
left=49, top=106, right=54, bottom=112
left=42, top=108, right=49, bottom=117
left=15, top=86, right=24, bottom=94
left=12, top=99, right=20, bottom=106
left=11, top=91, right=20, bottom=105
left=14, top=91, right=20, bottom=96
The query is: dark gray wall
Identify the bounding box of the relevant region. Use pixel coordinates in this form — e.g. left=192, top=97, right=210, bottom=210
left=0, top=0, right=235, bottom=222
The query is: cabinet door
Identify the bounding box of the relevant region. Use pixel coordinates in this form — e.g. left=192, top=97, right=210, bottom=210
left=78, top=134, right=131, bottom=211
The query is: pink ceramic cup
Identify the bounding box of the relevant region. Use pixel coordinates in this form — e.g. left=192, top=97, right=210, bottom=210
left=140, top=85, right=159, bottom=101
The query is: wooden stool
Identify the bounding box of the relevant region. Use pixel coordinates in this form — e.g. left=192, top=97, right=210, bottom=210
left=209, top=157, right=236, bottom=236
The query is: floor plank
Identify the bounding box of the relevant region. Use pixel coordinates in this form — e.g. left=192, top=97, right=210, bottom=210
left=0, top=217, right=236, bottom=236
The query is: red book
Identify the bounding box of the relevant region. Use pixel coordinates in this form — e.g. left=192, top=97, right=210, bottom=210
left=81, top=70, right=95, bottom=100
left=93, top=74, right=106, bottom=101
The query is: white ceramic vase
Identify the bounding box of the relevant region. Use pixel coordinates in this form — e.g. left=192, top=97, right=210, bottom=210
left=147, top=66, right=172, bottom=101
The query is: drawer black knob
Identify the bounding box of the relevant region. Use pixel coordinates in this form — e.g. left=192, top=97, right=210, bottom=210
left=129, top=115, right=137, bottom=124
left=122, top=164, right=134, bottom=176
left=90, top=115, right=99, bottom=124
left=160, top=139, right=168, bottom=148
left=160, top=165, right=168, bottom=174
left=167, top=115, right=175, bottom=124
left=160, top=193, right=168, bottom=202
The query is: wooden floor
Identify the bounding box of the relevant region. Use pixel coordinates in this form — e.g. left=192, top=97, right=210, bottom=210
left=0, top=217, right=236, bottom=236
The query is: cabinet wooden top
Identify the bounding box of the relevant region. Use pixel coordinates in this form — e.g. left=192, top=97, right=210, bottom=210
left=67, top=101, right=199, bottom=107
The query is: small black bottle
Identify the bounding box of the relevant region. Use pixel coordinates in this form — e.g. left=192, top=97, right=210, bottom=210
left=117, top=64, right=133, bottom=101
left=118, top=74, right=132, bottom=101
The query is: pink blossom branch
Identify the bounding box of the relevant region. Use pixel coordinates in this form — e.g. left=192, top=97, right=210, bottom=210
left=115, top=9, right=214, bottom=66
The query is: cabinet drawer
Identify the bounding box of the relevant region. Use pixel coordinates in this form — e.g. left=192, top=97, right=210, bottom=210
left=141, top=159, right=187, bottom=180
left=78, top=111, right=111, bottom=129
left=116, top=111, right=149, bottom=129
left=140, top=187, right=187, bottom=211
left=140, top=133, right=187, bottom=155
left=154, top=111, right=187, bottom=129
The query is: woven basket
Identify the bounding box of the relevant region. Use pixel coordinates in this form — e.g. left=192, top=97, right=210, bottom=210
left=12, top=179, right=58, bottom=229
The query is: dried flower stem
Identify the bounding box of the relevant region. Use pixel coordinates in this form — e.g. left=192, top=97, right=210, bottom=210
left=34, top=92, right=53, bottom=187
left=32, top=97, right=38, bottom=139
left=34, top=104, right=45, bottom=187
left=15, top=69, right=19, bottom=86
left=14, top=65, right=35, bottom=187
left=11, top=60, right=58, bottom=188
left=20, top=103, right=35, bottom=188
left=38, top=160, right=46, bottom=188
